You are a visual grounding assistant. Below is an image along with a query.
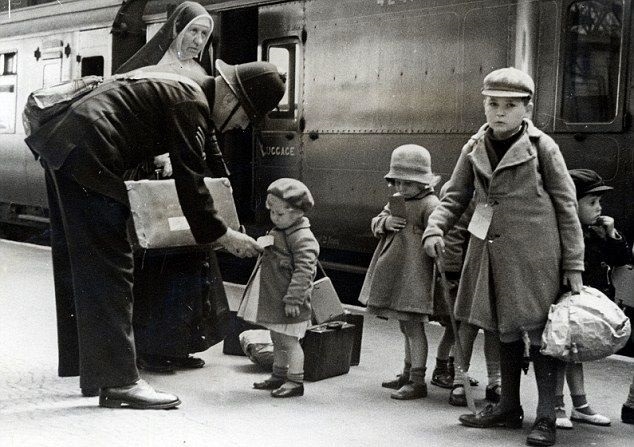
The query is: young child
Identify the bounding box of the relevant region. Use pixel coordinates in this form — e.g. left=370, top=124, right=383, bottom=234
left=238, top=178, right=319, bottom=398
left=554, top=168, right=631, bottom=429
left=423, top=67, right=584, bottom=447
left=359, top=144, right=441, bottom=400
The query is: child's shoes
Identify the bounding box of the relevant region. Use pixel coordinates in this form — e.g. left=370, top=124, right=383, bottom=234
left=431, top=358, right=454, bottom=389
left=271, top=381, right=304, bottom=398
left=555, top=406, right=573, bottom=429
left=570, top=405, right=611, bottom=426
left=253, top=376, right=285, bottom=390
left=449, top=384, right=467, bottom=407
left=382, top=373, right=409, bottom=390
left=391, top=382, right=428, bottom=400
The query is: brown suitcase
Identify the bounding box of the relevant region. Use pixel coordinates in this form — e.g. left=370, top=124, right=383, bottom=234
left=303, top=321, right=355, bottom=381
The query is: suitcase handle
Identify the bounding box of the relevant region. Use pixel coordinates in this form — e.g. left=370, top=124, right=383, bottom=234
left=326, top=321, right=345, bottom=330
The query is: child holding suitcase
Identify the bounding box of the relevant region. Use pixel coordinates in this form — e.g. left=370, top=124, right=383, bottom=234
left=554, top=169, right=631, bottom=428
left=423, top=67, right=584, bottom=446
left=359, top=144, right=441, bottom=400
left=238, top=178, right=319, bottom=398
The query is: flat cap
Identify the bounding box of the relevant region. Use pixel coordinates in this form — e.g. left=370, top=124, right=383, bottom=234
left=482, top=67, right=534, bottom=98
left=267, top=178, right=314, bottom=212
left=569, top=169, right=613, bottom=199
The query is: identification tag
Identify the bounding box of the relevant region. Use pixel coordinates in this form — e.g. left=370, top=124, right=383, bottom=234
left=468, top=203, right=494, bottom=240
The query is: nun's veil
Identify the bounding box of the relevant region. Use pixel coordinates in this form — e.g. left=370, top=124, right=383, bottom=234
left=115, top=1, right=213, bottom=74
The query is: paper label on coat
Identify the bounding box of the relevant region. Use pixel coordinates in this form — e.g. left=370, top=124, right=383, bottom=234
left=168, top=216, right=191, bottom=232
left=257, top=235, right=274, bottom=248
left=468, top=203, right=493, bottom=240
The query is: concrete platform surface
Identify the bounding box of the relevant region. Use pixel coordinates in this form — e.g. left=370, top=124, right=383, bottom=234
left=1, top=240, right=632, bottom=447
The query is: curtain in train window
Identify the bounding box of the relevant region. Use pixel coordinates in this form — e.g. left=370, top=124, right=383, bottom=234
left=561, top=0, right=624, bottom=123
left=0, top=52, right=17, bottom=133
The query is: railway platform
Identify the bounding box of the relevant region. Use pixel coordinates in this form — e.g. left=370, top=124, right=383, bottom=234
left=0, top=239, right=632, bottom=446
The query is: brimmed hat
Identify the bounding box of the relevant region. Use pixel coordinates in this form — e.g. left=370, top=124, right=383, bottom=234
left=215, top=59, right=286, bottom=123
left=267, top=178, right=314, bottom=212
left=385, top=144, right=440, bottom=186
left=482, top=67, right=534, bottom=98
left=569, top=169, right=613, bottom=199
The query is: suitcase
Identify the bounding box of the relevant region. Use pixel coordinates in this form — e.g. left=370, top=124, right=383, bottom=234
left=222, top=311, right=266, bottom=356
left=303, top=321, right=355, bottom=381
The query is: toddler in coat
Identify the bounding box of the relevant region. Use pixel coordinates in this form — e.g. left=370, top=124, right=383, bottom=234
left=423, top=67, right=584, bottom=447
left=554, top=169, right=631, bottom=428
left=359, top=144, right=441, bottom=400
left=238, top=178, right=319, bottom=398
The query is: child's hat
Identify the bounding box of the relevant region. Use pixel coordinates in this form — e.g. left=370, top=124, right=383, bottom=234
left=267, top=178, right=314, bottom=211
left=482, top=67, right=534, bottom=98
left=385, top=144, right=440, bottom=185
left=569, top=169, right=613, bottom=199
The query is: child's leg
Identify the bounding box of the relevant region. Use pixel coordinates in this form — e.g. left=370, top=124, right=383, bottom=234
left=483, top=330, right=501, bottom=402
left=530, top=345, right=562, bottom=421
left=449, top=323, right=478, bottom=405
left=554, top=361, right=572, bottom=428
left=253, top=331, right=288, bottom=390
left=391, top=320, right=428, bottom=400
left=432, top=323, right=455, bottom=388
left=623, top=372, right=634, bottom=424
left=566, top=362, right=611, bottom=425
left=270, top=332, right=304, bottom=398
left=383, top=321, right=412, bottom=389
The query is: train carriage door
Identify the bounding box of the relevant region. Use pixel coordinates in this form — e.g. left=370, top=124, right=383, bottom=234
left=254, top=2, right=304, bottom=225
left=76, top=28, right=112, bottom=77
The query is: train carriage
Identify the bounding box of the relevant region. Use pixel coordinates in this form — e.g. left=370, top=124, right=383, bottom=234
left=0, top=0, right=632, bottom=269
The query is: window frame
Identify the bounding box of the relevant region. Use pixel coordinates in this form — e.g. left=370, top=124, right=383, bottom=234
left=262, top=37, right=300, bottom=122
left=0, top=50, right=18, bottom=134
left=554, top=0, right=631, bottom=132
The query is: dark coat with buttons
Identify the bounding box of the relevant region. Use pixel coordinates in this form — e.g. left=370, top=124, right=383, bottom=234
left=423, top=120, right=584, bottom=341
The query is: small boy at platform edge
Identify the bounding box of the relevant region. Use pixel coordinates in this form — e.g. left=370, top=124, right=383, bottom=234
left=237, top=178, right=319, bottom=398
left=423, top=67, right=584, bottom=447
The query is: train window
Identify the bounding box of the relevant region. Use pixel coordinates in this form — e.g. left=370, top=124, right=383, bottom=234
left=263, top=39, right=298, bottom=120
left=559, top=0, right=627, bottom=129
left=0, top=52, right=17, bottom=134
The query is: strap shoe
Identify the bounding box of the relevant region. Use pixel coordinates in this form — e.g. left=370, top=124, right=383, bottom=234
left=99, top=379, right=181, bottom=409
left=253, top=376, right=285, bottom=390
left=382, top=373, right=408, bottom=390
left=570, top=407, right=611, bottom=426
left=391, top=382, right=428, bottom=400
left=271, top=382, right=304, bottom=398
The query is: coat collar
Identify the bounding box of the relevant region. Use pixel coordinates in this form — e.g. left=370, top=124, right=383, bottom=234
left=468, top=119, right=542, bottom=177
left=281, top=216, right=311, bottom=236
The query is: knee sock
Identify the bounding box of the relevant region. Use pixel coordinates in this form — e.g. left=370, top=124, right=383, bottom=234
left=272, top=364, right=288, bottom=380
left=498, top=340, right=523, bottom=411
left=402, top=361, right=412, bottom=379
left=484, top=331, right=501, bottom=387
left=531, top=346, right=562, bottom=421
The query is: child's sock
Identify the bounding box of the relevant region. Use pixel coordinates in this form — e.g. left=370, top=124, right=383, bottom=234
left=272, top=364, right=288, bottom=380
left=498, top=340, right=523, bottom=412
left=531, top=345, right=563, bottom=421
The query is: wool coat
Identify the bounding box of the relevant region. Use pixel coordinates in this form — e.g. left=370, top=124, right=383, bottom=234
left=359, top=190, right=440, bottom=317
left=423, top=120, right=584, bottom=341
left=251, top=217, right=320, bottom=324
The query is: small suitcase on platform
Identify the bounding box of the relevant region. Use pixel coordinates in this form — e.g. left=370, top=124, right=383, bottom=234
left=222, top=311, right=266, bottom=356
left=303, top=321, right=355, bottom=381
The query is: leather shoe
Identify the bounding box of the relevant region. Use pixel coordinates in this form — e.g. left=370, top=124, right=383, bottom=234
left=81, top=387, right=100, bottom=397
left=382, top=373, right=408, bottom=390
left=459, top=403, right=524, bottom=429
left=137, top=355, right=175, bottom=373
left=526, top=417, right=556, bottom=446
left=271, top=383, right=304, bottom=398
left=253, top=376, right=285, bottom=390
left=391, top=382, right=427, bottom=400
left=99, top=379, right=181, bottom=409
left=449, top=384, right=467, bottom=407
left=166, top=356, right=205, bottom=369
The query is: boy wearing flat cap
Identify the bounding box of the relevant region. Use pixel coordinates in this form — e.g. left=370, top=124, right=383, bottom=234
left=553, top=168, right=631, bottom=429
left=423, top=67, right=584, bottom=446
left=238, top=178, right=319, bottom=398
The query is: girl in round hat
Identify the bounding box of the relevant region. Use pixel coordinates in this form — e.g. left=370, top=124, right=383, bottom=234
left=359, top=144, right=441, bottom=400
